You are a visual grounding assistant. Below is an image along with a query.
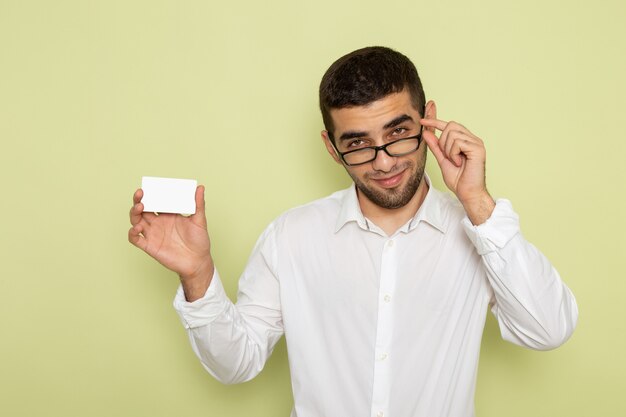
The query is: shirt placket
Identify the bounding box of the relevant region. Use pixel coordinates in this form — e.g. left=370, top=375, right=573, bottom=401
left=371, top=237, right=398, bottom=417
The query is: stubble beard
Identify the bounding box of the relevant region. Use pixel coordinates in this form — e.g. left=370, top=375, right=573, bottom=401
left=350, top=155, right=426, bottom=210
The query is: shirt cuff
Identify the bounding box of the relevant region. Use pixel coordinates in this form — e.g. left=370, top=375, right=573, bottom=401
left=172, top=268, right=229, bottom=329
left=462, top=199, right=520, bottom=255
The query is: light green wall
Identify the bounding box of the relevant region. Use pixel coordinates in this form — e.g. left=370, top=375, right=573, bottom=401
left=1, top=0, right=624, bottom=415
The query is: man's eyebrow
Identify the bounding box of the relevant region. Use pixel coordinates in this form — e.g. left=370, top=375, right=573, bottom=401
left=339, top=130, right=369, bottom=141
left=337, top=114, right=415, bottom=141
left=383, top=114, right=414, bottom=130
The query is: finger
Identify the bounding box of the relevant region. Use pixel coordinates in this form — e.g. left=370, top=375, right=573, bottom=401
left=438, top=121, right=463, bottom=155
left=133, top=189, right=143, bottom=205
left=420, top=118, right=449, bottom=132
left=444, top=131, right=467, bottom=162
left=449, top=137, right=485, bottom=166
left=443, top=120, right=467, bottom=132
left=128, top=224, right=148, bottom=251
left=438, top=126, right=450, bottom=154
left=422, top=119, right=479, bottom=141
left=130, top=202, right=144, bottom=226
left=448, top=138, right=471, bottom=167
left=441, top=121, right=482, bottom=145
left=447, top=121, right=480, bottom=141
left=441, top=127, right=478, bottom=159
left=434, top=120, right=474, bottom=151
left=131, top=200, right=162, bottom=225
left=444, top=130, right=483, bottom=160
left=439, top=125, right=463, bottom=156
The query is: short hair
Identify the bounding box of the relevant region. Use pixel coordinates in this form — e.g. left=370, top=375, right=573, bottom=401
left=319, top=46, right=426, bottom=141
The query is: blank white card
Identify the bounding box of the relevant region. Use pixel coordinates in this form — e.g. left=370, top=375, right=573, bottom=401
left=141, top=176, right=197, bottom=214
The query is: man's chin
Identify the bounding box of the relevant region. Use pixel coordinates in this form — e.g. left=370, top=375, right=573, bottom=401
left=357, top=182, right=414, bottom=210
left=356, top=168, right=423, bottom=210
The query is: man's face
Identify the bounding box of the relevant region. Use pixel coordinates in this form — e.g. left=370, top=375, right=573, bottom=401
left=323, top=90, right=426, bottom=210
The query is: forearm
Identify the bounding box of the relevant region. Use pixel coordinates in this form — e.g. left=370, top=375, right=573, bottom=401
left=187, top=306, right=283, bottom=384
left=464, top=200, right=578, bottom=350
left=483, top=234, right=578, bottom=350
left=174, top=272, right=283, bottom=384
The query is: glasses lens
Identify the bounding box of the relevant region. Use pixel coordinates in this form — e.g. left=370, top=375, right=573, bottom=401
left=386, top=138, right=420, bottom=156
left=343, top=148, right=376, bottom=165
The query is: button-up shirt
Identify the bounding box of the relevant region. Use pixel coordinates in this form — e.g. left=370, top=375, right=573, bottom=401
left=173, top=176, right=578, bottom=417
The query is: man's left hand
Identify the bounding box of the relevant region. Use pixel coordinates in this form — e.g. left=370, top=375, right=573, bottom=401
left=421, top=118, right=495, bottom=225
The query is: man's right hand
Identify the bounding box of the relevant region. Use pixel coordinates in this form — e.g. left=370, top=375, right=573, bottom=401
left=128, top=185, right=214, bottom=302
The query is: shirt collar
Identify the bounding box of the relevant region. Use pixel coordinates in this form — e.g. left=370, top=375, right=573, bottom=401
left=334, top=173, right=449, bottom=235
left=335, top=183, right=369, bottom=233
left=407, top=174, right=448, bottom=234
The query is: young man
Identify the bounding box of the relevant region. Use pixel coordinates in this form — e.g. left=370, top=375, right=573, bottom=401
left=129, top=46, right=577, bottom=417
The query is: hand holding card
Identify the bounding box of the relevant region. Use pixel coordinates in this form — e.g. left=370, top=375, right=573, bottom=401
left=128, top=178, right=215, bottom=301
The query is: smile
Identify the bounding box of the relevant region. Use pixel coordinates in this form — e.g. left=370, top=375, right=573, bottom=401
left=371, top=169, right=406, bottom=188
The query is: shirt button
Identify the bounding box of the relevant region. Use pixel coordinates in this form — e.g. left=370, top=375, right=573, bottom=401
left=379, top=353, right=388, bottom=361
left=387, top=240, right=394, bottom=247
left=377, top=412, right=384, bottom=417
left=384, top=294, right=391, bottom=303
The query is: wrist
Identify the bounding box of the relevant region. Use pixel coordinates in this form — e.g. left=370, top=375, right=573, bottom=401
left=179, top=258, right=214, bottom=302
left=460, top=191, right=495, bottom=226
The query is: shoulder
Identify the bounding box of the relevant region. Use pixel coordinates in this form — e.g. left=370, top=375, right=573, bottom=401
left=274, top=189, right=349, bottom=227
left=424, top=185, right=468, bottom=233
left=269, top=188, right=347, bottom=234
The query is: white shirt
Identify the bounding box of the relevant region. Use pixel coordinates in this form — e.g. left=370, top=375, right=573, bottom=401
left=173, top=176, right=578, bottom=417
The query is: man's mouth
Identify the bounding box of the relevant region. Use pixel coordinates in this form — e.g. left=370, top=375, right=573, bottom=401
left=370, top=169, right=406, bottom=188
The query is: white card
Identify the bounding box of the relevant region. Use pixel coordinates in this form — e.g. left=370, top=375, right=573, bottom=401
left=141, top=176, right=197, bottom=214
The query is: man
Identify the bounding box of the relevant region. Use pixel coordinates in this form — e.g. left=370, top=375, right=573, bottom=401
left=128, top=46, right=577, bottom=417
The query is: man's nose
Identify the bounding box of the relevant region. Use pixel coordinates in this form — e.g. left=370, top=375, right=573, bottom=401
left=371, top=148, right=396, bottom=172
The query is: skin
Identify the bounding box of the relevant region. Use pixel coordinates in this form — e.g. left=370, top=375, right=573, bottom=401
left=128, top=89, right=495, bottom=301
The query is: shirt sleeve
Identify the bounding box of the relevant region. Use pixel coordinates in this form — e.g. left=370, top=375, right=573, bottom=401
left=172, top=223, right=284, bottom=384
left=462, top=199, right=578, bottom=350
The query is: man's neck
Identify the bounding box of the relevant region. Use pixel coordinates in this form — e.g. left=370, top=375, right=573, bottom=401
left=358, top=178, right=429, bottom=236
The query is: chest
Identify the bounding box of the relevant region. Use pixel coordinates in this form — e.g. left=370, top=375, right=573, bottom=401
left=276, top=223, right=489, bottom=325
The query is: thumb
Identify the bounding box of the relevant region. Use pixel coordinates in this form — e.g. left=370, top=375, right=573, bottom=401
left=191, top=185, right=208, bottom=226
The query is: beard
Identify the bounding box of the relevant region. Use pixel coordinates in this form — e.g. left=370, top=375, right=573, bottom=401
left=350, top=158, right=425, bottom=210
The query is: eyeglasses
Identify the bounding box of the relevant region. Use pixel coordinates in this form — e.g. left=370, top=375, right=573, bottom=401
left=332, top=125, right=423, bottom=166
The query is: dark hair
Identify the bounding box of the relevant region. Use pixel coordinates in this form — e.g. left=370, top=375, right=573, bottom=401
left=319, top=46, right=425, bottom=141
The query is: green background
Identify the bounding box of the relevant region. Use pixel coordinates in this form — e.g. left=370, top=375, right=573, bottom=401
left=1, top=0, right=624, bottom=415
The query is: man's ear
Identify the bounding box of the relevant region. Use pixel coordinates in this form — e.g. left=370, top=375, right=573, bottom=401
left=423, top=100, right=437, bottom=131
left=321, top=130, right=342, bottom=165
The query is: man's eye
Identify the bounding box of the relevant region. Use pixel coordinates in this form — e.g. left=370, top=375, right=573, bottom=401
left=347, top=139, right=367, bottom=148
left=392, top=127, right=408, bottom=135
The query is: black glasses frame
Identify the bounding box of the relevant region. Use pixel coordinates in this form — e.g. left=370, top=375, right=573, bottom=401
left=332, top=125, right=424, bottom=166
